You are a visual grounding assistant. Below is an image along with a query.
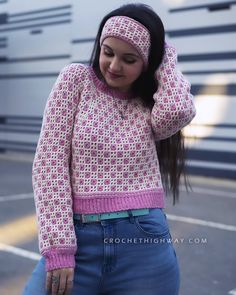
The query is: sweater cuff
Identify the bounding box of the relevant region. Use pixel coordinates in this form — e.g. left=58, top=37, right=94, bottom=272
left=45, top=253, right=75, bottom=271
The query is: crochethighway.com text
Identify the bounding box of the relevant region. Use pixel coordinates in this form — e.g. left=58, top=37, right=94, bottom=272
left=103, top=237, right=208, bottom=244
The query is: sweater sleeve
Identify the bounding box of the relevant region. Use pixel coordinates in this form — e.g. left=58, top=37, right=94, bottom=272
left=32, top=63, right=85, bottom=271
left=151, top=43, right=196, bottom=140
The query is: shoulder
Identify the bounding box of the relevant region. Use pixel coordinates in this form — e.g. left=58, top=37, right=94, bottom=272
left=57, top=63, right=91, bottom=92
left=60, top=63, right=90, bottom=80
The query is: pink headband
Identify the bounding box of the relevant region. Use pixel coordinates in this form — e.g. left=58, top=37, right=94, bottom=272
left=100, top=16, right=151, bottom=67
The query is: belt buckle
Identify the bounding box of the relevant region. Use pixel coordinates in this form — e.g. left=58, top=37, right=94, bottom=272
left=81, top=214, right=87, bottom=223
left=81, top=214, right=101, bottom=223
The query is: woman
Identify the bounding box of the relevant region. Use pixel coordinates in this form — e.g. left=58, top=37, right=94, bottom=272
left=23, top=3, right=196, bottom=295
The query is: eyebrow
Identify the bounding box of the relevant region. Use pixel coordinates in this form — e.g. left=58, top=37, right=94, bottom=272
left=102, top=44, right=140, bottom=59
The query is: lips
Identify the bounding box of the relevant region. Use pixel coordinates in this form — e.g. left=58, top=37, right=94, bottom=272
left=107, top=70, right=123, bottom=79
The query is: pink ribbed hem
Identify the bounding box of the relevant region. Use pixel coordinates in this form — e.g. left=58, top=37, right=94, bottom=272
left=73, top=189, right=165, bottom=214
left=44, top=247, right=77, bottom=271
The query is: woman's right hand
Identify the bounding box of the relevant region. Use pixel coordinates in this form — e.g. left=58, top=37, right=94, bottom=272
left=46, top=267, right=74, bottom=295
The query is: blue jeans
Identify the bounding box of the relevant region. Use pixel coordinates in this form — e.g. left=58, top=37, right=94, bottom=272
left=23, top=208, right=180, bottom=294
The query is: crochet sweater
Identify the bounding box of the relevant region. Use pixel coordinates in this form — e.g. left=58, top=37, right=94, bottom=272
left=32, top=45, right=196, bottom=271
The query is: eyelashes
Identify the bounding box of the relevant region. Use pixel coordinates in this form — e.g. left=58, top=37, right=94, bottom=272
left=103, top=50, right=137, bottom=64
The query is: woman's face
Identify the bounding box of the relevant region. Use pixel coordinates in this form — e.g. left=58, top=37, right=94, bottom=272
left=99, top=37, right=144, bottom=93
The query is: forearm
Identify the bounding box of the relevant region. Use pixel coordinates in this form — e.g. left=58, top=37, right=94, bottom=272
left=151, top=43, right=196, bottom=140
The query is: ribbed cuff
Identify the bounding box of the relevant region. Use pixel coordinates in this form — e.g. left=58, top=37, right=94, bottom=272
left=45, top=253, right=75, bottom=271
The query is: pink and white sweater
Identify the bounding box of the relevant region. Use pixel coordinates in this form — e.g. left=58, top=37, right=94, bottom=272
left=32, top=45, right=196, bottom=271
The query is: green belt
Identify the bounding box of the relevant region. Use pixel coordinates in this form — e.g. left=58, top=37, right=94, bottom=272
left=74, top=208, right=150, bottom=223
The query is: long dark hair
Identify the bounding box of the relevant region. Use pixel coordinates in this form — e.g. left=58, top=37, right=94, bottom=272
left=90, top=3, right=187, bottom=204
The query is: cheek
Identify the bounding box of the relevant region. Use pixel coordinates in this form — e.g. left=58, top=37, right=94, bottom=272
left=99, top=53, right=109, bottom=63
left=99, top=55, right=106, bottom=71
left=126, top=66, right=143, bottom=80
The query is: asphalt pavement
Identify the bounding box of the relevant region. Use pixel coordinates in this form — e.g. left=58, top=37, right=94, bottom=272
left=0, top=152, right=235, bottom=295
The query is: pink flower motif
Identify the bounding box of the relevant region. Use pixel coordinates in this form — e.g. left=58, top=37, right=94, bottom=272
left=92, top=119, right=98, bottom=128
left=123, top=172, right=128, bottom=178
left=124, top=158, right=129, bottom=165
left=174, top=95, right=180, bottom=102
left=79, top=164, right=85, bottom=171
left=117, top=151, right=123, bottom=158
left=44, top=201, right=49, bottom=206
left=59, top=225, right=63, bottom=231
left=117, top=179, right=122, bottom=185
left=85, top=127, right=91, bottom=133
left=57, top=167, right=63, bottom=173
left=117, top=166, right=122, bottom=172
left=79, top=150, right=84, bottom=156
left=84, top=142, right=90, bottom=148
left=129, top=165, right=134, bottom=171
left=52, top=145, right=58, bottom=152
left=40, top=208, right=45, bottom=214
left=104, top=179, right=110, bottom=185
left=111, top=172, right=116, bottom=178
left=104, top=166, right=110, bottom=172
left=130, top=151, right=135, bottom=157
left=59, top=238, right=65, bottom=244
left=165, top=112, right=171, bottom=119
left=58, top=180, right=64, bottom=186
left=53, top=232, right=58, bottom=238
left=98, top=173, right=103, bottom=178
left=91, top=179, right=97, bottom=185
left=98, top=158, right=103, bottom=165
left=85, top=172, right=90, bottom=178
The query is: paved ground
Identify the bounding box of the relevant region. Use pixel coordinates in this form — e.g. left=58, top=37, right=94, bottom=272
left=0, top=152, right=236, bottom=295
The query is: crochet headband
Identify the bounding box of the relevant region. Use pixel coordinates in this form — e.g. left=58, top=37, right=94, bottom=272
left=100, top=16, right=151, bottom=67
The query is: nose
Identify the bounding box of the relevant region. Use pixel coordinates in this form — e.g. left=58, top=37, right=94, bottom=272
left=109, top=57, right=121, bottom=72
